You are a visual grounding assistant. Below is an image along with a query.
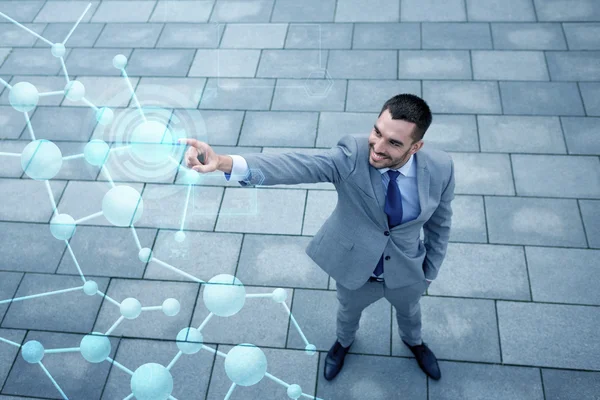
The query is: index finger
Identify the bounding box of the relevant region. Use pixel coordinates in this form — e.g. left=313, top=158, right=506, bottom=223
left=178, top=138, right=202, bottom=149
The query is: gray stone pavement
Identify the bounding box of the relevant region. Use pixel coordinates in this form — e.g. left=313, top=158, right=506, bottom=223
left=0, top=0, right=599, bottom=399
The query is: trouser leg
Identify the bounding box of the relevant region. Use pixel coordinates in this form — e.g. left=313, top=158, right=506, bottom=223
left=335, top=281, right=384, bottom=348
left=384, top=280, right=428, bottom=347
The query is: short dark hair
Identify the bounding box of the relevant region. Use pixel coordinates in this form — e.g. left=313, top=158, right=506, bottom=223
left=378, top=94, right=432, bottom=142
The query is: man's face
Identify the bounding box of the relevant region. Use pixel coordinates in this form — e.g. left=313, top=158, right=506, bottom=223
left=368, top=109, right=424, bottom=170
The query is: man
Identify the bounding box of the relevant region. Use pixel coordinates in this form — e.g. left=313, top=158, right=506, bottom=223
left=182, top=94, right=455, bottom=382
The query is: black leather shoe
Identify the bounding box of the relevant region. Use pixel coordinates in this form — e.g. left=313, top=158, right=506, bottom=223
left=324, top=340, right=352, bottom=381
left=402, top=340, right=441, bottom=380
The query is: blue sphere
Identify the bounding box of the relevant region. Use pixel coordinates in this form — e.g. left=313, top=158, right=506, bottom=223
left=224, top=344, right=267, bottom=386
left=96, top=107, right=114, bottom=125
left=50, top=213, right=76, bottom=240
left=203, top=274, right=246, bottom=317
left=9, top=82, right=39, bottom=112
left=131, top=363, right=173, bottom=400
left=176, top=327, right=203, bottom=354
left=21, top=139, right=63, bottom=180
left=21, top=340, right=44, bottom=363
left=287, top=384, right=302, bottom=399
left=102, top=185, right=144, bottom=227
left=84, top=140, right=110, bottom=167
left=80, top=333, right=111, bottom=363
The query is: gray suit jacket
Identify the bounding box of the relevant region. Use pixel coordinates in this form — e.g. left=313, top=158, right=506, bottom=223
left=238, top=134, right=455, bottom=290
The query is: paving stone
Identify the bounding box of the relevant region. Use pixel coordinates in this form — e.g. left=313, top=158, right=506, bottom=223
left=199, top=78, right=275, bottom=110
left=580, top=200, right=600, bottom=248
left=542, top=369, right=600, bottom=400
left=285, top=23, right=353, bottom=49
left=526, top=247, right=600, bottom=305
left=56, top=181, right=143, bottom=227
left=335, top=0, right=399, bottom=22
left=423, top=23, right=492, bottom=49
left=240, top=111, right=317, bottom=147
left=136, top=184, right=223, bottom=230
left=423, top=115, right=479, bottom=152
left=207, top=346, right=318, bottom=400
left=3, top=330, right=117, bottom=399
left=491, top=23, right=567, bottom=50
left=533, top=0, right=600, bottom=21
left=398, top=50, right=471, bottom=80
left=403, top=0, right=466, bottom=21
left=500, top=82, right=585, bottom=116
left=302, top=190, right=337, bottom=236
left=126, top=49, right=196, bottom=77
left=485, top=196, right=587, bottom=247
left=424, top=81, right=501, bottom=114
left=179, top=109, right=244, bottom=146
left=392, top=297, right=501, bottom=363
left=430, top=243, right=530, bottom=300
left=0, top=23, right=46, bottom=47
left=157, top=23, right=224, bottom=48
left=0, top=1, right=44, bottom=23
left=0, top=272, right=23, bottom=321
left=191, top=286, right=293, bottom=347
left=579, top=83, right=600, bottom=116
left=61, top=76, right=139, bottom=108
left=0, top=106, right=27, bottom=139
left=316, top=111, right=376, bottom=147
left=472, top=51, right=549, bottom=81
left=317, top=352, right=425, bottom=399
left=353, top=23, right=421, bottom=49
left=327, top=50, right=397, bottom=79
left=288, top=289, right=391, bottom=356
left=0, top=48, right=64, bottom=75
left=466, top=0, right=536, bottom=21
left=563, top=23, right=600, bottom=50
left=0, top=49, right=10, bottom=67
left=561, top=117, right=600, bottom=155
left=135, top=77, right=206, bottom=109
left=94, top=278, right=199, bottom=340
left=0, top=179, right=66, bottom=223
left=0, top=328, right=25, bottom=389
left=271, top=0, right=335, bottom=22
left=0, top=222, right=66, bottom=274
left=271, top=79, right=347, bottom=111
left=257, top=50, right=326, bottom=79
left=450, top=195, right=488, bottom=243
left=236, top=234, right=329, bottom=289
left=0, top=140, right=27, bottom=177
left=91, top=1, right=156, bottom=23
left=0, top=76, right=66, bottom=107
left=34, top=1, right=99, bottom=23
left=451, top=152, right=514, bottom=195
left=150, top=0, right=214, bottom=23
left=64, top=48, right=131, bottom=76
left=34, top=23, right=104, bottom=48
left=2, top=273, right=109, bottom=333
left=430, top=361, right=544, bottom=400
left=216, top=187, right=305, bottom=234
left=190, top=49, right=260, bottom=78
left=547, top=51, right=600, bottom=81
left=346, top=80, right=421, bottom=112
left=512, top=154, right=600, bottom=198
left=145, top=230, right=241, bottom=282
left=210, top=0, right=274, bottom=23
left=56, top=225, right=157, bottom=279
left=95, top=23, right=163, bottom=48
left=221, top=23, right=287, bottom=49
left=498, top=301, right=600, bottom=369
left=28, top=106, right=96, bottom=141
left=478, top=115, right=566, bottom=154
left=101, top=337, right=214, bottom=399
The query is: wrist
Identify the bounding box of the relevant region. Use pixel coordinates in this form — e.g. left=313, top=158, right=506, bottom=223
left=217, top=155, right=233, bottom=174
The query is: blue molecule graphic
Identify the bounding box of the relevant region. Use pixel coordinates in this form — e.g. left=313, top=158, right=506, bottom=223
left=9, top=81, right=39, bottom=112
left=120, top=297, right=142, bottom=319
left=113, top=54, right=128, bottom=70
left=101, top=185, right=144, bottom=227
left=224, top=344, right=268, bottom=387
left=84, top=139, right=110, bottom=167
left=51, top=43, right=65, bottom=58
left=203, top=274, right=246, bottom=317
left=162, top=298, right=180, bottom=316
left=80, top=333, right=111, bottom=363
left=64, top=80, right=85, bottom=101
left=287, top=384, right=302, bottom=399
left=21, top=340, right=44, bottom=364
left=272, top=288, right=287, bottom=303
left=138, top=247, right=152, bottom=263
left=130, top=121, right=174, bottom=164
left=21, top=139, right=63, bottom=181
left=83, top=280, right=98, bottom=296
left=131, top=363, right=173, bottom=400
left=174, top=231, right=186, bottom=242
left=96, top=107, right=114, bottom=125
left=304, top=344, right=317, bottom=356
left=180, top=169, right=200, bottom=185
left=50, top=213, right=76, bottom=240
left=176, top=327, right=203, bottom=354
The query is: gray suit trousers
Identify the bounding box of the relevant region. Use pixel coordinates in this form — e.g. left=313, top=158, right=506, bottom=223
left=336, top=279, right=429, bottom=348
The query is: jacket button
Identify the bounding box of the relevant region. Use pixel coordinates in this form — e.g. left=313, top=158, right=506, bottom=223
left=384, top=231, right=390, bottom=236
left=385, top=256, right=391, bottom=260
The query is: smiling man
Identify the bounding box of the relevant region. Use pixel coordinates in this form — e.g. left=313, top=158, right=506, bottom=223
left=182, top=94, right=455, bottom=382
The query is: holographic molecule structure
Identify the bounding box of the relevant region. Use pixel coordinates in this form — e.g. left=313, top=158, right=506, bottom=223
left=0, top=4, right=323, bottom=400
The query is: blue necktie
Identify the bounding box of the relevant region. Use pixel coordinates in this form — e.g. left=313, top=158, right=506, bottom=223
left=373, top=170, right=403, bottom=276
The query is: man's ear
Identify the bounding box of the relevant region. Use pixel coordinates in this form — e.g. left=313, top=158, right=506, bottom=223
left=412, top=140, right=424, bottom=153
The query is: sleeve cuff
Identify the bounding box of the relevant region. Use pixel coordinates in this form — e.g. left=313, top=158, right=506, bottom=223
left=224, top=155, right=249, bottom=182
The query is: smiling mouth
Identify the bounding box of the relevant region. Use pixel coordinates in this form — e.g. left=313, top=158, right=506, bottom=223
left=371, top=149, right=386, bottom=161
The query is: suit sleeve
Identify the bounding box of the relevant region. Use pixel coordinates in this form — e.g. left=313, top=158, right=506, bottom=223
left=232, top=134, right=358, bottom=187
left=422, top=157, right=455, bottom=281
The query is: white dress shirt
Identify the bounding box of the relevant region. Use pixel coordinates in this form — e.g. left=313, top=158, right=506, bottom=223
left=224, top=154, right=431, bottom=282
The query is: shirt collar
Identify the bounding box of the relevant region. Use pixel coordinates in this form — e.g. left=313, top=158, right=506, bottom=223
left=378, top=153, right=415, bottom=177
